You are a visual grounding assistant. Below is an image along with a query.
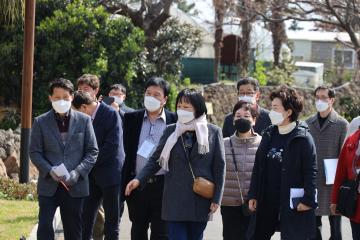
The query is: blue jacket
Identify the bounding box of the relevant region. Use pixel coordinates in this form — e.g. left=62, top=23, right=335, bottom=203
left=91, top=102, right=125, bottom=187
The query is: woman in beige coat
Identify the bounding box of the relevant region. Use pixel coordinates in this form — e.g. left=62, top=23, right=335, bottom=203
left=221, top=101, right=262, bottom=240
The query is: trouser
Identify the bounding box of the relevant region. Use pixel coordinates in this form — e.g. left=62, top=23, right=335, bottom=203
left=126, top=175, right=168, bottom=240
left=221, top=206, right=250, bottom=240
left=82, top=179, right=121, bottom=240
left=314, top=215, right=342, bottom=240
left=252, top=205, right=280, bottom=240
left=167, top=221, right=207, bottom=240
left=92, top=193, right=125, bottom=240
left=37, top=185, right=84, bottom=240
left=351, top=221, right=360, bottom=240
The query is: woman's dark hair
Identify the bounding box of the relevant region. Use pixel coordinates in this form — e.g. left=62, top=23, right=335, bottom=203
left=144, top=77, right=170, bottom=97
left=49, top=78, right=74, bottom=95
left=270, top=85, right=303, bottom=122
left=175, top=88, right=207, bottom=119
left=72, top=91, right=95, bottom=109
left=232, top=101, right=259, bottom=119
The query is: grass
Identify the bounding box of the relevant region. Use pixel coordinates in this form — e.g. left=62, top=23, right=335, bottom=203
left=0, top=199, right=38, bottom=240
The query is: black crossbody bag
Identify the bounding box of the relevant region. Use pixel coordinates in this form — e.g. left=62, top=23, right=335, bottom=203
left=336, top=155, right=360, bottom=218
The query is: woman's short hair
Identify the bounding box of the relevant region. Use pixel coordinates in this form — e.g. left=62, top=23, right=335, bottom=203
left=72, top=91, right=95, bottom=109
left=232, top=101, right=259, bottom=119
left=270, top=85, right=303, bottom=122
left=175, top=88, right=207, bottom=119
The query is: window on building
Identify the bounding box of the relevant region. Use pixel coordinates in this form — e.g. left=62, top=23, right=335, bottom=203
left=333, top=49, right=355, bottom=68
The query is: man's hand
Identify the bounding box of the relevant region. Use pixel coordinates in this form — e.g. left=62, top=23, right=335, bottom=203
left=125, top=179, right=140, bottom=196
left=65, top=170, right=80, bottom=186
left=297, top=203, right=311, bottom=211
left=49, top=168, right=65, bottom=182
left=248, top=199, right=257, bottom=212
left=209, top=203, right=219, bottom=215
left=111, top=102, right=120, bottom=112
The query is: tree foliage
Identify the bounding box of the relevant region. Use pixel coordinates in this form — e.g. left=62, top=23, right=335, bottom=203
left=0, top=0, right=24, bottom=25
left=0, top=0, right=145, bottom=114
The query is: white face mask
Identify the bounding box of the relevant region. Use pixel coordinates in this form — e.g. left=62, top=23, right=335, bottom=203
left=238, top=95, right=255, bottom=104
left=52, top=100, right=71, bottom=114
left=113, top=96, right=123, bottom=105
left=144, top=96, right=161, bottom=112
left=177, top=109, right=195, bottom=124
left=315, top=100, right=329, bottom=112
left=269, top=110, right=285, bottom=126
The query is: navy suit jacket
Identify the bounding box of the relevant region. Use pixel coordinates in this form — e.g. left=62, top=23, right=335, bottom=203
left=122, top=108, right=177, bottom=191
left=91, top=102, right=125, bottom=187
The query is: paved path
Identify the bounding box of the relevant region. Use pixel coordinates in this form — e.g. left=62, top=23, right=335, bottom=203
left=54, top=204, right=353, bottom=240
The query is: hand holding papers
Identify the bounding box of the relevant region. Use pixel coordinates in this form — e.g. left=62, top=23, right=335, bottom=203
left=290, top=188, right=318, bottom=209
left=52, top=163, right=70, bottom=181
left=324, top=159, right=338, bottom=185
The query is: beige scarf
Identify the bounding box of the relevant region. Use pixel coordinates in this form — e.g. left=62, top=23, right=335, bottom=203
left=159, top=114, right=209, bottom=171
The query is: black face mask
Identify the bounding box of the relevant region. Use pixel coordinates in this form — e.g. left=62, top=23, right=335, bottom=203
left=234, top=118, right=252, bottom=133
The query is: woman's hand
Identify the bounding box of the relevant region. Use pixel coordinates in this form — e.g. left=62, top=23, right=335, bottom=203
left=125, top=179, right=140, bottom=196
left=297, top=203, right=311, bottom=211
left=209, top=203, right=219, bottom=215
left=248, top=199, right=257, bottom=212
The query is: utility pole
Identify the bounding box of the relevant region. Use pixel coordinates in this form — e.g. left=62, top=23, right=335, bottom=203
left=20, top=0, right=36, bottom=183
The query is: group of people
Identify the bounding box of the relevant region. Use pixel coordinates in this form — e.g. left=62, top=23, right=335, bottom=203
left=29, top=74, right=360, bottom=240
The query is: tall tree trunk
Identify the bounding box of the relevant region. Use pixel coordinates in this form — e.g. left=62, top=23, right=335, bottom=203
left=239, top=18, right=252, bottom=77
left=270, top=3, right=287, bottom=67
left=213, top=0, right=225, bottom=82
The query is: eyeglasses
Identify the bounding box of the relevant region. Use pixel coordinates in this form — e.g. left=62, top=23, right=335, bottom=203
left=315, top=96, right=330, bottom=101
left=238, top=92, right=256, bottom=96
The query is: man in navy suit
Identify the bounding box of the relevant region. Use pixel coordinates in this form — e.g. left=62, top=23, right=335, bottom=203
left=122, top=77, right=177, bottom=240
left=30, top=78, right=98, bottom=240
left=75, top=74, right=125, bottom=240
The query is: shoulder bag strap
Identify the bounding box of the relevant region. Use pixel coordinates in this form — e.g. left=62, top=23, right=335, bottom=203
left=229, top=138, right=244, bottom=203
left=181, top=135, right=196, bottom=181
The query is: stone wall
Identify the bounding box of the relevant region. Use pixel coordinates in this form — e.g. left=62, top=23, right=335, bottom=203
left=0, top=128, right=38, bottom=180
left=203, top=82, right=360, bottom=127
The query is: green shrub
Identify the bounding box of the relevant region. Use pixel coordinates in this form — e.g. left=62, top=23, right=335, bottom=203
left=339, top=96, right=360, bottom=122
left=0, top=178, right=37, bottom=201
left=0, top=109, right=20, bottom=130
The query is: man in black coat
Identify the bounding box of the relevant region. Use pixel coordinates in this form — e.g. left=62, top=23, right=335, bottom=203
left=122, top=77, right=177, bottom=240
left=222, top=77, right=271, bottom=137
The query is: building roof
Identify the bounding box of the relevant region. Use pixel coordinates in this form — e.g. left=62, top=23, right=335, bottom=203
left=287, top=31, right=358, bottom=43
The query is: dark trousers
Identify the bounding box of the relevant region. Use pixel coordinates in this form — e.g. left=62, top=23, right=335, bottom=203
left=351, top=221, right=360, bottom=240
left=82, top=179, right=121, bottom=240
left=253, top=205, right=280, bottom=240
left=314, top=215, right=342, bottom=240
left=37, top=186, right=84, bottom=240
left=167, top=221, right=207, bottom=240
left=221, top=206, right=250, bottom=240
left=127, top=176, right=168, bottom=240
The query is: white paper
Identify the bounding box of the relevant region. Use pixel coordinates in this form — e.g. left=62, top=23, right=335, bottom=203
left=137, top=140, right=155, bottom=159
left=324, top=158, right=338, bottom=185
left=53, top=163, right=70, bottom=181
left=290, top=188, right=318, bottom=209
